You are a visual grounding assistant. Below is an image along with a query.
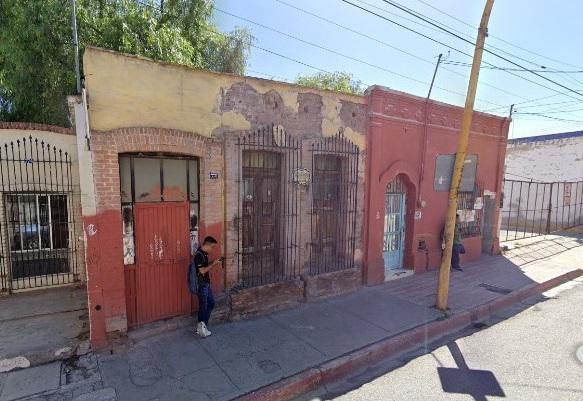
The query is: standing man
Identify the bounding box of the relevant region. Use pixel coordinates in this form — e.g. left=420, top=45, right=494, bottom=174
left=192, top=236, right=222, bottom=337
left=441, top=214, right=465, bottom=272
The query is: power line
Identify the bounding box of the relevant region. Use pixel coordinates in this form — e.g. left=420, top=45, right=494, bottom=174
left=274, top=0, right=528, bottom=101
left=358, top=0, right=583, bottom=93
left=376, top=0, right=583, bottom=99
left=513, top=113, right=583, bottom=124
left=216, top=8, right=506, bottom=107
left=339, top=0, right=583, bottom=102
left=442, top=61, right=583, bottom=74
left=413, top=0, right=583, bottom=71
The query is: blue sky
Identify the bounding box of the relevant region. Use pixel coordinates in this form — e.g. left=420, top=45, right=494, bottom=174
left=214, top=0, right=583, bottom=138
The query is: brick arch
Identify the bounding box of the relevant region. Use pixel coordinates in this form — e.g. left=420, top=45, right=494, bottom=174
left=91, top=127, right=222, bottom=212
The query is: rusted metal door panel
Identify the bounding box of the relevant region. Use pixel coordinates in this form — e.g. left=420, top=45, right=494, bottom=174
left=126, top=202, right=190, bottom=328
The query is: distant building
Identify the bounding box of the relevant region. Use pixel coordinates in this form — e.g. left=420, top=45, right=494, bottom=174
left=506, top=131, right=583, bottom=182
left=501, top=131, right=583, bottom=241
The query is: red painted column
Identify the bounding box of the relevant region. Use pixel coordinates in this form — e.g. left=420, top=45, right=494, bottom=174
left=84, top=210, right=126, bottom=348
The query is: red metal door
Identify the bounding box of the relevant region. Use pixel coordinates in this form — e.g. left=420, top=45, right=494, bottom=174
left=125, top=202, right=190, bottom=328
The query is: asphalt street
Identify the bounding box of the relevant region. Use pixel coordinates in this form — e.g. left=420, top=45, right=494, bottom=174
left=297, top=278, right=583, bottom=401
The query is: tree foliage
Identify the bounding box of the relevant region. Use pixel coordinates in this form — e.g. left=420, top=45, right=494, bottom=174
left=295, top=71, right=365, bottom=95
left=0, top=0, right=253, bottom=126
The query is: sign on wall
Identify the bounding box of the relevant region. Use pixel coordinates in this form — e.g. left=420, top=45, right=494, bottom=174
left=434, top=154, right=478, bottom=192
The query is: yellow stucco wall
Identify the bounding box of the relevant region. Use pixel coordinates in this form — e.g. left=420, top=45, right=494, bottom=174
left=84, top=47, right=366, bottom=147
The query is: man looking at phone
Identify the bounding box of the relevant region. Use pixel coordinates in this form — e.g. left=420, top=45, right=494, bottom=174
left=193, top=236, right=223, bottom=337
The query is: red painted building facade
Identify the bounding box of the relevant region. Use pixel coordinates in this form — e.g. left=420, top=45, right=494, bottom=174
left=363, top=86, right=509, bottom=285
left=73, top=50, right=509, bottom=348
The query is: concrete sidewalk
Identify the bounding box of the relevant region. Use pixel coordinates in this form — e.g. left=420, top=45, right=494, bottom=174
left=2, top=232, right=580, bottom=401
left=90, top=232, right=583, bottom=401
left=0, top=285, right=89, bottom=372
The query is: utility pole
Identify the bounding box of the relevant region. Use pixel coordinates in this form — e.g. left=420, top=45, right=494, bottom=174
left=418, top=54, right=444, bottom=202
left=436, top=0, right=495, bottom=311
left=427, top=53, right=443, bottom=99
left=71, top=0, right=81, bottom=94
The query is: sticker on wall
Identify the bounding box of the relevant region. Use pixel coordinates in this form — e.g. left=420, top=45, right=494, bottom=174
left=123, top=235, right=135, bottom=265
left=458, top=209, right=476, bottom=223
left=209, top=172, right=219, bottom=180
left=414, top=210, right=422, bottom=220
left=484, top=190, right=496, bottom=199
left=473, top=197, right=484, bottom=210
left=190, top=230, right=199, bottom=255
left=86, top=224, right=97, bottom=237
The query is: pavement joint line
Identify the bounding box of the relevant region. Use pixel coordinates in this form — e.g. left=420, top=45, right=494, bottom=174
left=266, top=316, right=327, bottom=359
left=233, top=268, right=583, bottom=401
left=0, top=307, right=87, bottom=324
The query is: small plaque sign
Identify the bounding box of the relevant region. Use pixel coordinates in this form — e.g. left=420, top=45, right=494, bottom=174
left=209, top=172, right=219, bottom=180
left=294, top=168, right=311, bottom=186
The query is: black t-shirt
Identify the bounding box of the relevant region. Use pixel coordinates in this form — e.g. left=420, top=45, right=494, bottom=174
left=193, top=247, right=210, bottom=284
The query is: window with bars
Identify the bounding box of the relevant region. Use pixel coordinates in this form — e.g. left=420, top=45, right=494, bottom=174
left=309, top=132, right=359, bottom=275
left=457, top=185, right=483, bottom=238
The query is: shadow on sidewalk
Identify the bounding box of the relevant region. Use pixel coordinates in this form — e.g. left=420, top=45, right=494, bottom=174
left=93, top=233, right=583, bottom=401
left=302, top=294, right=550, bottom=401
left=501, top=230, right=583, bottom=266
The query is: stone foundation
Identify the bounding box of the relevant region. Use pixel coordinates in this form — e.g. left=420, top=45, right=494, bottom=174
left=303, top=268, right=362, bottom=301
left=229, top=279, right=304, bottom=320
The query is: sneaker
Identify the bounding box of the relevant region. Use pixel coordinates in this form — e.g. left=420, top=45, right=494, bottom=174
left=201, top=322, right=212, bottom=337
left=453, top=267, right=464, bottom=272
left=196, top=322, right=203, bottom=336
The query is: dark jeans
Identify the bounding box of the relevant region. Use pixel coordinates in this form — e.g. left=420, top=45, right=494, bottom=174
left=197, top=283, right=215, bottom=325
left=451, top=243, right=463, bottom=269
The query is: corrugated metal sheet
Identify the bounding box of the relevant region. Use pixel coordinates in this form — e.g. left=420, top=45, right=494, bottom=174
left=125, top=202, right=191, bottom=328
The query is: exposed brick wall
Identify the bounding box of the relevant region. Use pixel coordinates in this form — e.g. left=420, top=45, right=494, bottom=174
left=230, top=279, right=304, bottom=320
left=0, top=122, right=74, bottom=135
left=87, top=127, right=225, bottom=345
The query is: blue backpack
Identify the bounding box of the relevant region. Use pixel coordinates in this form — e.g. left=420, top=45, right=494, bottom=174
left=187, top=262, right=198, bottom=294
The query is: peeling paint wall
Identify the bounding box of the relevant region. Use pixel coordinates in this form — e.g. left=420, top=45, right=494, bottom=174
left=84, top=47, right=367, bottom=145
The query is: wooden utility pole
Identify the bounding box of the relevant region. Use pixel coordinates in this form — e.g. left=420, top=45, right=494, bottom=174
left=436, top=0, right=495, bottom=311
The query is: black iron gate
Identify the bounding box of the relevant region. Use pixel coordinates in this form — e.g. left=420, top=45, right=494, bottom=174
left=0, top=137, right=79, bottom=292
left=309, top=131, right=359, bottom=274
left=236, top=125, right=300, bottom=288
left=501, top=179, right=583, bottom=242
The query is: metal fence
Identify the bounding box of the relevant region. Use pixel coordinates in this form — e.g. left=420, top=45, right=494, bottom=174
left=500, top=179, right=583, bottom=242
left=309, top=131, right=359, bottom=275
left=0, top=137, right=80, bottom=291
left=236, top=125, right=300, bottom=288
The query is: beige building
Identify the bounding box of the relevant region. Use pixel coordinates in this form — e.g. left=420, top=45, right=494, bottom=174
left=0, top=123, right=84, bottom=293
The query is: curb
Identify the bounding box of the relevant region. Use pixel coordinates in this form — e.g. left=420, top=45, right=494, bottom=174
left=235, top=268, right=583, bottom=401
left=0, top=340, right=91, bottom=373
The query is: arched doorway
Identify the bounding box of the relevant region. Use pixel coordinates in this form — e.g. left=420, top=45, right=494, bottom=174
left=383, top=175, right=407, bottom=276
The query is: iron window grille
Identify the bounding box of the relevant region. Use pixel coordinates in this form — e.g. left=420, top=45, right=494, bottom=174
left=457, top=184, right=483, bottom=238
left=0, top=137, right=79, bottom=291
left=309, top=131, right=359, bottom=275
left=236, top=125, right=300, bottom=288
